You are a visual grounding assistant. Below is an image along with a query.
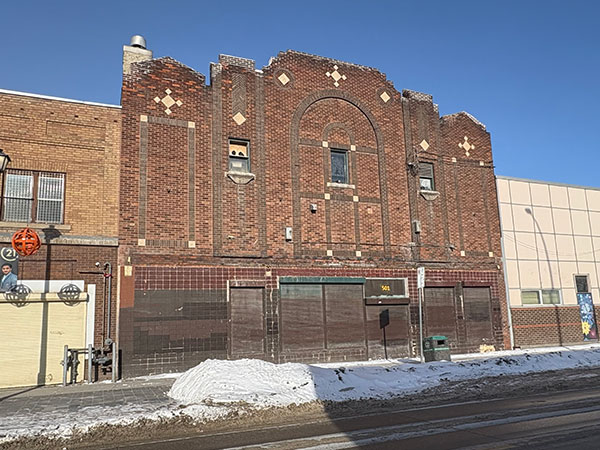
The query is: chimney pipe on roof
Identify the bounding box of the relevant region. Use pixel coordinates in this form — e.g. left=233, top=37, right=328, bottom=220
left=122, top=35, right=153, bottom=75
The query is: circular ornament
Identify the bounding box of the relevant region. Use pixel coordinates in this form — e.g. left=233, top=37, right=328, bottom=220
left=11, top=227, right=42, bottom=256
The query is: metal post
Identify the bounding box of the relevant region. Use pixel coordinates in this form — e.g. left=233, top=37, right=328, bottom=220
left=62, top=345, right=69, bottom=387
left=105, top=263, right=113, bottom=343
left=87, top=344, right=93, bottom=383
left=383, top=327, right=388, bottom=359
left=418, top=286, right=424, bottom=363
left=111, top=341, right=117, bottom=383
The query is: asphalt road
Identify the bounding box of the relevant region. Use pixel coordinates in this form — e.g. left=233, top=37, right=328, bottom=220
left=113, top=387, right=600, bottom=450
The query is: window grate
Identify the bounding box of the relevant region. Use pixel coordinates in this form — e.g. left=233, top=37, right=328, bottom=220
left=2, top=170, right=64, bottom=224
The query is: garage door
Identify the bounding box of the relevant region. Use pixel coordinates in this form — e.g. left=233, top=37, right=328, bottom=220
left=0, top=288, right=90, bottom=388
left=280, top=283, right=365, bottom=352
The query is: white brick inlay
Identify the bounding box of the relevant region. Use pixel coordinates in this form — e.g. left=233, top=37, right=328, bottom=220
left=355, top=250, right=362, bottom=257
left=327, top=250, right=333, bottom=256
left=188, top=121, right=195, bottom=128
left=140, top=115, right=148, bottom=122
left=137, top=239, right=146, bottom=247
left=322, top=141, right=328, bottom=148
left=233, top=112, right=246, bottom=125
left=353, top=195, right=359, bottom=202
left=324, top=193, right=331, bottom=200
left=460, top=250, right=466, bottom=256
left=277, top=73, right=290, bottom=85
left=480, top=161, right=485, bottom=166
left=325, top=65, right=347, bottom=87
left=452, top=157, right=457, bottom=163
left=380, top=91, right=391, bottom=103
left=350, top=144, right=356, bottom=151
left=419, top=140, right=430, bottom=151
left=188, top=240, right=196, bottom=248
left=154, top=88, right=183, bottom=115
left=458, top=136, right=475, bottom=157
left=488, top=251, right=494, bottom=257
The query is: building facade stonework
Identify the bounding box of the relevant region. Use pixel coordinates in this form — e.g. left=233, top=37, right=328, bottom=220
left=118, top=46, right=510, bottom=376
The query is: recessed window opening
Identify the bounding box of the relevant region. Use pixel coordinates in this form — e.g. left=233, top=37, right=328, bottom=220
left=2, top=169, right=65, bottom=224
left=331, top=149, right=348, bottom=184
left=419, top=162, right=434, bottom=191
left=228, top=139, right=250, bottom=173
left=575, top=275, right=589, bottom=293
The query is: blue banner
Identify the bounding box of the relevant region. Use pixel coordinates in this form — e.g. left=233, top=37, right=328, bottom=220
left=577, top=293, right=598, bottom=340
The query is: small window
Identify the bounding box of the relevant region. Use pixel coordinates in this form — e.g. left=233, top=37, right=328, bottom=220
left=419, top=162, right=434, bottom=190
left=521, top=289, right=561, bottom=305
left=2, top=170, right=65, bottom=224
left=330, top=149, right=348, bottom=184
left=575, top=275, right=589, bottom=293
left=228, top=139, right=250, bottom=173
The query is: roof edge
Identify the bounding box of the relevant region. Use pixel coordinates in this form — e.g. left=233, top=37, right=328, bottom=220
left=0, top=88, right=121, bottom=109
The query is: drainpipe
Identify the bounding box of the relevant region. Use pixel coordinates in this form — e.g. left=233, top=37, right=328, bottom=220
left=104, top=262, right=113, bottom=345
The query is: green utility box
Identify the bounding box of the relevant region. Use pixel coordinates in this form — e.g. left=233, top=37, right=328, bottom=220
left=423, top=336, right=451, bottom=362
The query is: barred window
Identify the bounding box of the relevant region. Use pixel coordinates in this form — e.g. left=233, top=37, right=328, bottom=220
left=2, top=170, right=65, bottom=224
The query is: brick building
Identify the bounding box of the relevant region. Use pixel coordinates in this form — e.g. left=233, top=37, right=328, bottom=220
left=498, top=176, right=600, bottom=347
left=0, top=89, right=120, bottom=387
left=118, top=39, right=510, bottom=376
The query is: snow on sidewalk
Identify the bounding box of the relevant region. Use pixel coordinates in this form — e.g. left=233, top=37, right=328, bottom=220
left=169, top=344, right=600, bottom=410
left=2, top=344, right=600, bottom=444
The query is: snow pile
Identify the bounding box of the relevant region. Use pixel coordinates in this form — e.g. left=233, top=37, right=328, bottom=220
left=169, top=348, right=600, bottom=408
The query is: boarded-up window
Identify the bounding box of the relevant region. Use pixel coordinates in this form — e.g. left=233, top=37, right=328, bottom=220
left=463, top=287, right=493, bottom=344
left=424, top=287, right=457, bottom=341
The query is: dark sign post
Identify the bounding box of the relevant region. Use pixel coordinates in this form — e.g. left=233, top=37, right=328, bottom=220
left=379, top=309, right=390, bottom=359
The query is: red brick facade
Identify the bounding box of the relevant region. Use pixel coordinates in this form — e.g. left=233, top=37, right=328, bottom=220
left=119, top=50, right=510, bottom=376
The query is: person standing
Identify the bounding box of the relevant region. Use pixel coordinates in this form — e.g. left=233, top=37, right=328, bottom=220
left=0, top=263, right=18, bottom=292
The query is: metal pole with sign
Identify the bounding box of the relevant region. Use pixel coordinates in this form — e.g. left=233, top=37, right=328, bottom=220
left=417, top=267, right=425, bottom=363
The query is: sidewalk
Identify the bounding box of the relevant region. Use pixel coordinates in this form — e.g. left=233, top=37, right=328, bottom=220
left=0, top=376, right=179, bottom=444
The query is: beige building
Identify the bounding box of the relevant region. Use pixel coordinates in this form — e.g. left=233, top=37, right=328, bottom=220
left=497, top=176, right=600, bottom=347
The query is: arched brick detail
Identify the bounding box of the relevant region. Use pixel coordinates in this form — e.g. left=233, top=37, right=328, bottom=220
left=289, top=90, right=391, bottom=257
left=322, top=122, right=355, bottom=148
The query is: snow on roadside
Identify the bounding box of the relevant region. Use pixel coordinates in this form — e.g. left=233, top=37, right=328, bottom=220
left=169, top=347, right=600, bottom=410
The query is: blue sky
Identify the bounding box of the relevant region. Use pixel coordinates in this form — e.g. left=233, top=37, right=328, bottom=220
left=1, top=1, right=598, bottom=185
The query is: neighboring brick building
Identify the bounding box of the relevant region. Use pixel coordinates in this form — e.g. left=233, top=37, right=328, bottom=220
left=118, top=39, right=510, bottom=376
left=0, top=89, right=120, bottom=387
left=498, top=176, right=600, bottom=347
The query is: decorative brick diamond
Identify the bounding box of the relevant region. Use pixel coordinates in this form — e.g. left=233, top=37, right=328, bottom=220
left=277, top=73, right=290, bottom=86
left=458, top=136, right=475, bottom=156
left=154, top=89, right=183, bottom=115
left=419, top=140, right=430, bottom=151
left=233, top=112, right=246, bottom=125
left=380, top=91, right=391, bottom=103
left=326, top=65, right=347, bottom=87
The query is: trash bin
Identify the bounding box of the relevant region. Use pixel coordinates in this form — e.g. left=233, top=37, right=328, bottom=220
left=423, top=335, right=451, bottom=362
